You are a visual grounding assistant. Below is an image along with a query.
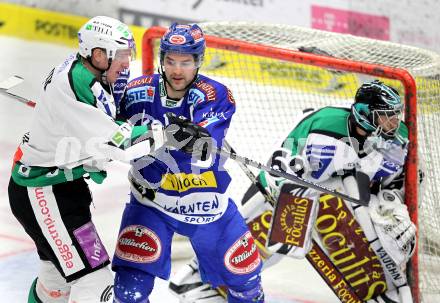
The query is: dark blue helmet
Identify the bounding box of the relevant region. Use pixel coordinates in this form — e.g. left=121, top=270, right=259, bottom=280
left=351, top=80, right=403, bottom=139
left=159, top=23, right=206, bottom=67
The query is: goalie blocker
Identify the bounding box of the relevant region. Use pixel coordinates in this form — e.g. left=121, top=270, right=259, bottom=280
left=266, top=183, right=319, bottom=259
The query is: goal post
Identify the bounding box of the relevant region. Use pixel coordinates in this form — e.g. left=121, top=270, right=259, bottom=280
left=142, top=22, right=440, bottom=302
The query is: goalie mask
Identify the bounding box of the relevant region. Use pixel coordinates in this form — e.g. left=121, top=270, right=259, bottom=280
left=351, top=80, right=403, bottom=140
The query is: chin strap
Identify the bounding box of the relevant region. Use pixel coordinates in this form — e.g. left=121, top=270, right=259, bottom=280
left=84, top=53, right=113, bottom=84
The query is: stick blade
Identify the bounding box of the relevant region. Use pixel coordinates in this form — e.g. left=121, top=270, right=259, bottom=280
left=0, top=75, right=24, bottom=90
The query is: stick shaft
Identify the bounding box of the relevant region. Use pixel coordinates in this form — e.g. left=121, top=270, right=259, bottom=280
left=1, top=90, right=36, bottom=107
left=215, top=146, right=367, bottom=205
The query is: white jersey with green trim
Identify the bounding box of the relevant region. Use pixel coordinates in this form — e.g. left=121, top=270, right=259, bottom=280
left=17, top=53, right=119, bottom=169
left=10, top=54, right=124, bottom=187
left=262, top=107, right=408, bottom=188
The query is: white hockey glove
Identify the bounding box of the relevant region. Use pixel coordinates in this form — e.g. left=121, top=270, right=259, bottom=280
left=86, top=121, right=165, bottom=164
left=369, top=189, right=416, bottom=266
left=266, top=183, right=319, bottom=259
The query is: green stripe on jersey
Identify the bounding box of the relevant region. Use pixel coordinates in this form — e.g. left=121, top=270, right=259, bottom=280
left=69, top=54, right=96, bottom=105
left=283, top=107, right=351, bottom=155
left=11, top=161, right=107, bottom=187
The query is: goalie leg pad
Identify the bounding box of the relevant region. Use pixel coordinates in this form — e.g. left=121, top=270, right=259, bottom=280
left=239, top=190, right=273, bottom=222
left=114, top=266, right=154, bottom=303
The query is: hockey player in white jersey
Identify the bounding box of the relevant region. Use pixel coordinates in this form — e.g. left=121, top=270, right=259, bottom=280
left=7, top=16, right=209, bottom=303
left=170, top=80, right=418, bottom=303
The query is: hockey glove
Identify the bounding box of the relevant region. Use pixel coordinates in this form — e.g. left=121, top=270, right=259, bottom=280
left=261, top=148, right=307, bottom=199
left=164, top=112, right=212, bottom=161
left=369, top=189, right=416, bottom=266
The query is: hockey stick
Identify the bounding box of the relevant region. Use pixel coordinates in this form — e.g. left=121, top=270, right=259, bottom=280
left=2, top=76, right=364, bottom=206
left=215, top=144, right=368, bottom=206
left=0, top=76, right=36, bottom=107
left=222, top=140, right=363, bottom=302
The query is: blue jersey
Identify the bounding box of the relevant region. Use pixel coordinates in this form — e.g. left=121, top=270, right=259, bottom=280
left=120, top=74, right=236, bottom=224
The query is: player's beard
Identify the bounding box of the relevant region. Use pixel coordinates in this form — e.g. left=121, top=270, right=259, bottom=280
left=167, top=75, right=191, bottom=92
left=168, top=80, right=187, bottom=92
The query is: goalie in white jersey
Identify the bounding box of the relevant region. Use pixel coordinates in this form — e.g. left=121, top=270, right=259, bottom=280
left=7, top=16, right=207, bottom=303
left=170, top=80, right=418, bottom=303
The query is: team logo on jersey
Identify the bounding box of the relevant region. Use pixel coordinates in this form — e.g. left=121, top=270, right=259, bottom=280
left=161, top=171, right=217, bottom=193
left=169, top=34, right=186, bottom=44
left=91, top=84, right=115, bottom=117
left=165, top=98, right=180, bottom=108
left=188, top=88, right=205, bottom=105
left=115, top=225, right=161, bottom=263
left=224, top=231, right=261, bottom=275
left=305, top=144, right=336, bottom=179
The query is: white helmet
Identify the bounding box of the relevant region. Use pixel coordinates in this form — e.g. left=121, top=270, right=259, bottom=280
left=78, top=16, right=136, bottom=62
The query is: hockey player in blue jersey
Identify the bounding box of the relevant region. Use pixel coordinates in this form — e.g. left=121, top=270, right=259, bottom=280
left=111, top=23, right=264, bottom=303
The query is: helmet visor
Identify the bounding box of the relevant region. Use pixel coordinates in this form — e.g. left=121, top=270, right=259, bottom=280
left=162, top=52, right=201, bottom=70
left=114, top=47, right=136, bottom=63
